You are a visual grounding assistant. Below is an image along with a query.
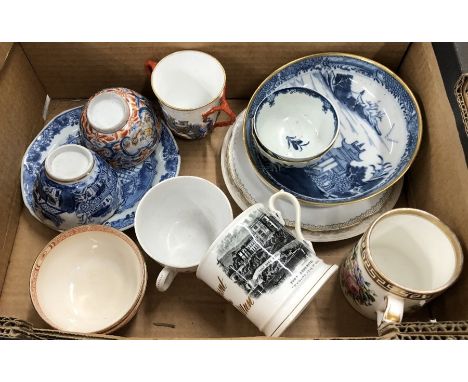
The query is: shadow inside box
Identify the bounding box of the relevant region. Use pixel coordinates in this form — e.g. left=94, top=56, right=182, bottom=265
left=115, top=269, right=261, bottom=339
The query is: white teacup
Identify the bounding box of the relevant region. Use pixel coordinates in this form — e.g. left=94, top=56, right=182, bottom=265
left=146, top=50, right=236, bottom=140
left=196, top=190, right=338, bottom=337
left=252, top=87, right=339, bottom=168
left=134, top=176, right=233, bottom=292
left=340, top=208, right=464, bottom=332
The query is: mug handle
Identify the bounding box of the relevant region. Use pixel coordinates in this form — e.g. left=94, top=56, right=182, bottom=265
left=377, top=295, right=404, bottom=332
left=156, top=267, right=177, bottom=292
left=201, top=88, right=237, bottom=128
left=145, top=59, right=157, bottom=77
left=268, top=190, right=312, bottom=249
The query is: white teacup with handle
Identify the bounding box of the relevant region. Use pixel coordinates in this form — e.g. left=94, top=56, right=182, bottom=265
left=135, top=176, right=233, bottom=292
left=340, top=208, right=464, bottom=333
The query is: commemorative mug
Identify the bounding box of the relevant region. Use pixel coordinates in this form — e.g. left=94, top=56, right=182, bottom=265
left=340, top=208, right=463, bottom=331
left=81, top=87, right=162, bottom=168
left=33, top=144, right=123, bottom=231
left=146, top=50, right=236, bottom=140
left=196, top=190, right=338, bottom=337
left=135, top=176, right=233, bottom=292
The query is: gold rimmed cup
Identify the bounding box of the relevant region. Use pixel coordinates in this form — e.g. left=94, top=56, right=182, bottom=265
left=340, top=208, right=463, bottom=331
left=252, top=87, right=340, bottom=168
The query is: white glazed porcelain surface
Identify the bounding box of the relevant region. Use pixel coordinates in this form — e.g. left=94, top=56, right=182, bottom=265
left=254, top=88, right=338, bottom=161
left=135, top=176, right=233, bottom=269
left=151, top=50, right=225, bottom=110
left=221, top=110, right=402, bottom=241
left=369, top=213, right=457, bottom=291
left=45, top=144, right=94, bottom=182
left=86, top=92, right=130, bottom=133
left=32, top=229, right=145, bottom=333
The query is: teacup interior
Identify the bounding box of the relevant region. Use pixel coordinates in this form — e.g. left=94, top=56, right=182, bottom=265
left=255, top=89, right=338, bottom=160
left=34, top=230, right=144, bottom=333
left=135, top=177, right=233, bottom=269
left=152, top=51, right=225, bottom=109
left=369, top=212, right=458, bottom=291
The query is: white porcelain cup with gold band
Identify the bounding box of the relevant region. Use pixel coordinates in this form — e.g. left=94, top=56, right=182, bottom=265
left=340, top=208, right=463, bottom=330
left=134, top=176, right=233, bottom=292
left=145, top=50, right=236, bottom=140
left=196, top=190, right=337, bottom=337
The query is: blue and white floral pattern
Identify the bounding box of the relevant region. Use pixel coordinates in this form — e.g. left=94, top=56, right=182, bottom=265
left=162, top=108, right=215, bottom=140
left=245, top=54, right=421, bottom=204
left=22, top=106, right=180, bottom=231
left=33, top=152, right=123, bottom=231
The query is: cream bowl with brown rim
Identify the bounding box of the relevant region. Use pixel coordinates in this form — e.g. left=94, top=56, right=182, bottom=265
left=30, top=225, right=147, bottom=334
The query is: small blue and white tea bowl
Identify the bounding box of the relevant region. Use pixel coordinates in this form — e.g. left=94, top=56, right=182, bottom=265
left=32, top=144, right=123, bottom=231
left=252, top=87, right=339, bottom=168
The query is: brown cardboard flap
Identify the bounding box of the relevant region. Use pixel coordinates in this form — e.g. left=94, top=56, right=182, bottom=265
left=21, top=43, right=409, bottom=100
left=398, top=43, right=468, bottom=321
left=0, top=43, right=14, bottom=72
left=0, top=44, right=46, bottom=296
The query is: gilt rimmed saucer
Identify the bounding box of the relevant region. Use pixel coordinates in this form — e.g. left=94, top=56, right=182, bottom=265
left=22, top=106, right=180, bottom=231
left=222, top=110, right=403, bottom=242
left=243, top=53, right=421, bottom=206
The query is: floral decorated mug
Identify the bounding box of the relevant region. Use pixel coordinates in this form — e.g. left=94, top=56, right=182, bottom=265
left=196, top=190, right=337, bottom=337
left=80, top=87, right=162, bottom=168
left=340, top=208, right=463, bottom=332
left=146, top=50, right=236, bottom=140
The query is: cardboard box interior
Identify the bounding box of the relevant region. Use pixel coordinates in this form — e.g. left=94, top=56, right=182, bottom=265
left=0, top=42, right=466, bottom=339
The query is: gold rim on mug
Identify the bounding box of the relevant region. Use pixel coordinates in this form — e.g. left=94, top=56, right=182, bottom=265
left=29, top=224, right=147, bottom=334
left=150, top=50, right=227, bottom=112
left=242, top=52, right=423, bottom=207
left=362, top=208, right=464, bottom=297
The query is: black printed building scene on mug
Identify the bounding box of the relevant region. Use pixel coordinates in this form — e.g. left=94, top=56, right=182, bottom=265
left=216, top=208, right=313, bottom=298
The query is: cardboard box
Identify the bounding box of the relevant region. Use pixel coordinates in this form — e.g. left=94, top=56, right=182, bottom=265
left=0, top=42, right=466, bottom=339
left=433, top=43, right=468, bottom=164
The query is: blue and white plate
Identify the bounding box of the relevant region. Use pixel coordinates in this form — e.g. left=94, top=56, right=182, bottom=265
left=244, top=53, right=422, bottom=205
left=22, top=106, right=180, bottom=231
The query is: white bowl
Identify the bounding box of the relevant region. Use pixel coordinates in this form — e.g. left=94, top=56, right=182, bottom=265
left=135, top=176, right=233, bottom=291
left=30, top=225, right=147, bottom=334
left=253, top=87, right=339, bottom=168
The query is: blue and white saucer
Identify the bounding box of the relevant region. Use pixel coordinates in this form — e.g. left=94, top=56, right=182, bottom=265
left=22, top=106, right=180, bottom=231
left=244, top=53, right=422, bottom=205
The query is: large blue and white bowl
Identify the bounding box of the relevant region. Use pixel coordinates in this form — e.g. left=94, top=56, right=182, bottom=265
left=243, top=53, right=422, bottom=205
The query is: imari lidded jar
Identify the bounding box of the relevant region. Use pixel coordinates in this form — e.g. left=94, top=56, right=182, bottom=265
left=80, top=87, right=162, bottom=168
left=32, top=144, right=123, bottom=231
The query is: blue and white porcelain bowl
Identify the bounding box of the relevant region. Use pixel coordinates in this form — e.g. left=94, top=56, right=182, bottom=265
left=252, top=87, right=339, bottom=168
left=32, top=144, right=123, bottom=231
left=243, top=53, right=422, bottom=205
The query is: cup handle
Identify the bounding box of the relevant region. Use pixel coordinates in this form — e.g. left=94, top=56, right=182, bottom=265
left=145, top=59, right=158, bottom=77
left=202, top=88, right=236, bottom=128
left=156, top=267, right=177, bottom=292
left=377, top=295, right=404, bottom=332
left=268, top=190, right=312, bottom=249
